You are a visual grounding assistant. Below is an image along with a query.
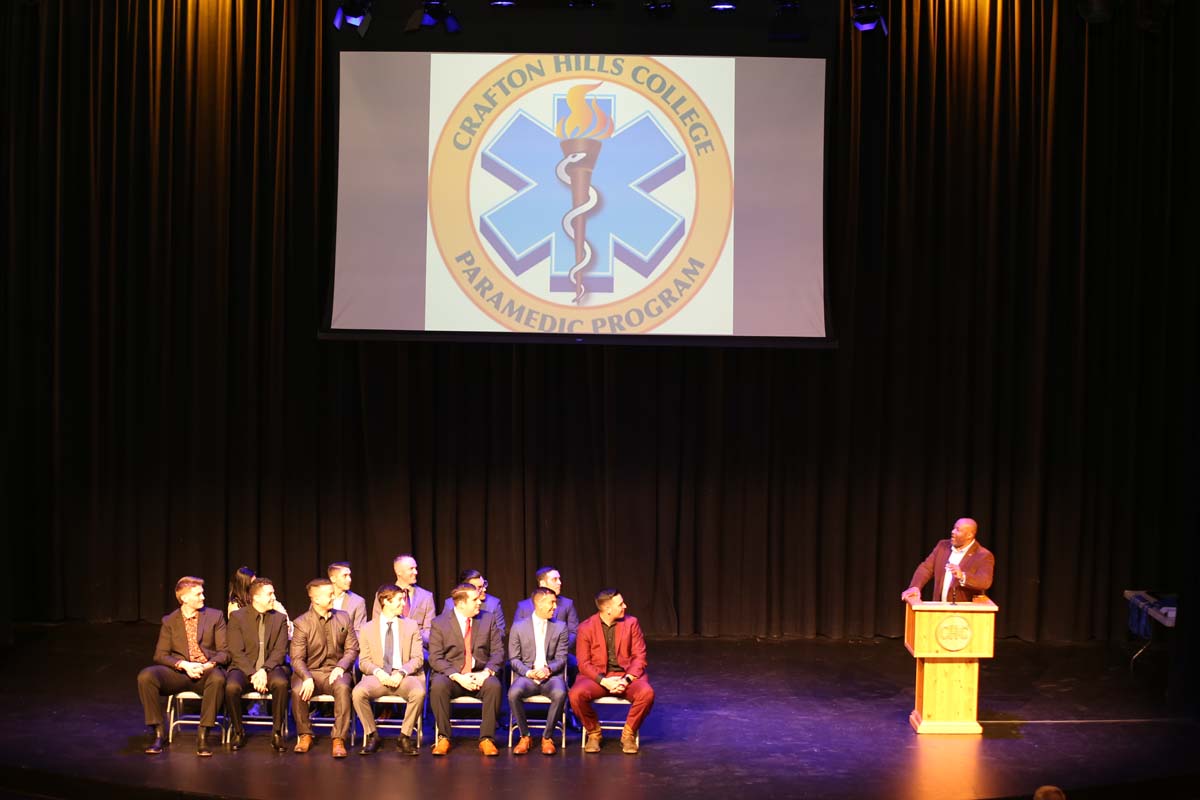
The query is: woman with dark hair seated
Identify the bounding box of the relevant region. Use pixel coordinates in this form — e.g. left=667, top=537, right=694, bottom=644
left=227, top=566, right=292, bottom=637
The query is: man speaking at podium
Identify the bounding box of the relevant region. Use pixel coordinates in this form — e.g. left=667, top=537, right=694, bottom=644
left=901, top=517, right=994, bottom=605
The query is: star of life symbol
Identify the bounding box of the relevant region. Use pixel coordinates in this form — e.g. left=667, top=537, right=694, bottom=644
left=478, top=87, right=686, bottom=305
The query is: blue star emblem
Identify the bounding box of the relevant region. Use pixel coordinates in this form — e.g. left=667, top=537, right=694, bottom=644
left=479, top=96, right=686, bottom=295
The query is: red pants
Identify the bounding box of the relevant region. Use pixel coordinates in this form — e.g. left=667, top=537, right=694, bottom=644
left=569, top=672, right=655, bottom=733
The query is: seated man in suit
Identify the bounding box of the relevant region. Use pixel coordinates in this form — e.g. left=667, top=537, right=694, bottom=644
left=569, top=588, right=655, bottom=755
left=373, top=553, right=436, bottom=651
left=352, top=583, right=426, bottom=756
left=136, top=576, right=229, bottom=756
left=900, top=517, right=995, bottom=605
left=225, top=577, right=290, bottom=752
left=428, top=583, right=504, bottom=756
left=507, top=587, right=570, bottom=755
left=513, top=566, right=579, bottom=657
left=290, top=578, right=360, bottom=758
left=327, top=561, right=367, bottom=631
left=441, top=569, right=507, bottom=643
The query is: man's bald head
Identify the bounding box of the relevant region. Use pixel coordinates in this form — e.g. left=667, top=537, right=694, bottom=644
left=951, top=518, right=978, bottom=548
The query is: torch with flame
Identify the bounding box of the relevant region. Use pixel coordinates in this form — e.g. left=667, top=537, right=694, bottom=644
left=555, top=83, right=614, bottom=305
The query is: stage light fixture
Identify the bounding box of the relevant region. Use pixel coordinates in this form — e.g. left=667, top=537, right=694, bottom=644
left=709, top=0, right=737, bottom=9
left=406, top=0, right=463, bottom=32
left=770, top=0, right=809, bottom=41
left=334, top=0, right=374, bottom=37
left=1077, top=0, right=1121, bottom=23
left=850, top=1, right=887, bottom=34
left=644, top=0, right=674, bottom=16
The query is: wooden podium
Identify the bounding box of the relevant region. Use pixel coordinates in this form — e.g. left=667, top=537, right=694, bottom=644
left=904, top=599, right=998, bottom=734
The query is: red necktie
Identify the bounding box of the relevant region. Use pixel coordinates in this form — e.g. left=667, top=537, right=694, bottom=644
left=462, top=618, right=474, bottom=673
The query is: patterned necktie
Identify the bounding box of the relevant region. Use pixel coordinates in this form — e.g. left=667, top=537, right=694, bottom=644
left=383, top=620, right=394, bottom=673
left=255, top=613, right=266, bottom=671
left=462, top=618, right=474, bottom=673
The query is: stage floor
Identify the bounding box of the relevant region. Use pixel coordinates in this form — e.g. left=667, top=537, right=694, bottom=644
left=0, top=623, right=1195, bottom=799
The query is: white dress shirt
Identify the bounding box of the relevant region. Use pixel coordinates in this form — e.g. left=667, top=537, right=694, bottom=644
left=941, top=543, right=971, bottom=602
left=533, top=615, right=548, bottom=673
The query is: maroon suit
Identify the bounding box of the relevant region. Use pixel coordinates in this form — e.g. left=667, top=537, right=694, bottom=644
left=569, top=614, right=655, bottom=733
left=909, top=539, right=995, bottom=602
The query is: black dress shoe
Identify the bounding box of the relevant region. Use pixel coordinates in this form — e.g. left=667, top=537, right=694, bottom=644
left=398, top=734, right=418, bottom=756
left=359, top=733, right=381, bottom=755
left=197, top=727, right=213, bottom=757
left=271, top=730, right=287, bottom=752
left=144, top=725, right=165, bottom=755
left=229, top=728, right=246, bottom=750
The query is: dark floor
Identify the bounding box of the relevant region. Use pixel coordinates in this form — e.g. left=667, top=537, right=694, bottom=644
left=0, top=623, right=1195, bottom=800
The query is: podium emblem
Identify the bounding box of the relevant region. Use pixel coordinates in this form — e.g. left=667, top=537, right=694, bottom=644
left=934, top=615, right=972, bottom=652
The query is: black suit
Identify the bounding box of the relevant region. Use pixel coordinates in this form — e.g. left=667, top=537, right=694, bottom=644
left=224, top=607, right=290, bottom=733
left=136, top=607, right=229, bottom=728
left=428, top=609, right=504, bottom=740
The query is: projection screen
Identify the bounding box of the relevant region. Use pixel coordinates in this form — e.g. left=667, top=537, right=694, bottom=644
left=328, top=51, right=827, bottom=342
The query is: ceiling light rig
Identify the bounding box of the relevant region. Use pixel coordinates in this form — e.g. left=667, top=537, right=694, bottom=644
left=644, top=0, right=675, bottom=17
left=333, top=0, right=374, bottom=37
left=851, top=0, right=888, bottom=34
left=406, top=0, right=463, bottom=33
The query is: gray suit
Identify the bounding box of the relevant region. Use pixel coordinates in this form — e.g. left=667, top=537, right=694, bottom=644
left=507, top=615, right=569, bottom=738
left=373, top=585, right=436, bottom=648
left=352, top=615, right=426, bottom=737
left=333, top=590, right=368, bottom=631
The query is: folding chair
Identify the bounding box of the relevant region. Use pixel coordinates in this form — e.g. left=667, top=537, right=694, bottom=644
left=224, top=690, right=288, bottom=743
left=166, top=691, right=227, bottom=743
left=435, top=695, right=483, bottom=740
left=581, top=696, right=638, bottom=750
left=506, top=669, right=568, bottom=749
left=373, top=691, right=424, bottom=746
left=306, top=694, right=357, bottom=745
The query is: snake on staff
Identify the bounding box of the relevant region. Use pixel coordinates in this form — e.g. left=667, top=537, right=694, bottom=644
left=556, top=151, right=599, bottom=305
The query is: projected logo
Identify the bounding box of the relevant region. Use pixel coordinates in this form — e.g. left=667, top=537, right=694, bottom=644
left=428, top=55, right=733, bottom=335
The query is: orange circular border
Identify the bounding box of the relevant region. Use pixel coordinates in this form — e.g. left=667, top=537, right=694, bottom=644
left=428, top=54, right=734, bottom=333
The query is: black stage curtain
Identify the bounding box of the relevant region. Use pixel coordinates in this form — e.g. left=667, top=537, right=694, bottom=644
left=2, top=1, right=1196, bottom=642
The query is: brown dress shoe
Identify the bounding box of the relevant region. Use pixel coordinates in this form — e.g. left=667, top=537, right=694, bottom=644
left=332, top=738, right=348, bottom=758
left=431, top=737, right=451, bottom=756
left=478, top=738, right=500, bottom=756
left=583, top=728, right=602, bottom=753
left=294, top=733, right=313, bottom=753
left=512, top=735, right=532, bottom=755
left=540, top=737, right=557, bottom=755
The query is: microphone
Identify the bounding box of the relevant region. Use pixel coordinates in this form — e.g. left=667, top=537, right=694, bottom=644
left=946, top=562, right=958, bottom=604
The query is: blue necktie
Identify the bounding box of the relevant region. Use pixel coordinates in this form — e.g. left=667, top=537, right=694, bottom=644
left=383, top=621, right=394, bottom=673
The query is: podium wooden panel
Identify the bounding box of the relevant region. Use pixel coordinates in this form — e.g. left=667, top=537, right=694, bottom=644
left=904, top=600, right=998, bottom=734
